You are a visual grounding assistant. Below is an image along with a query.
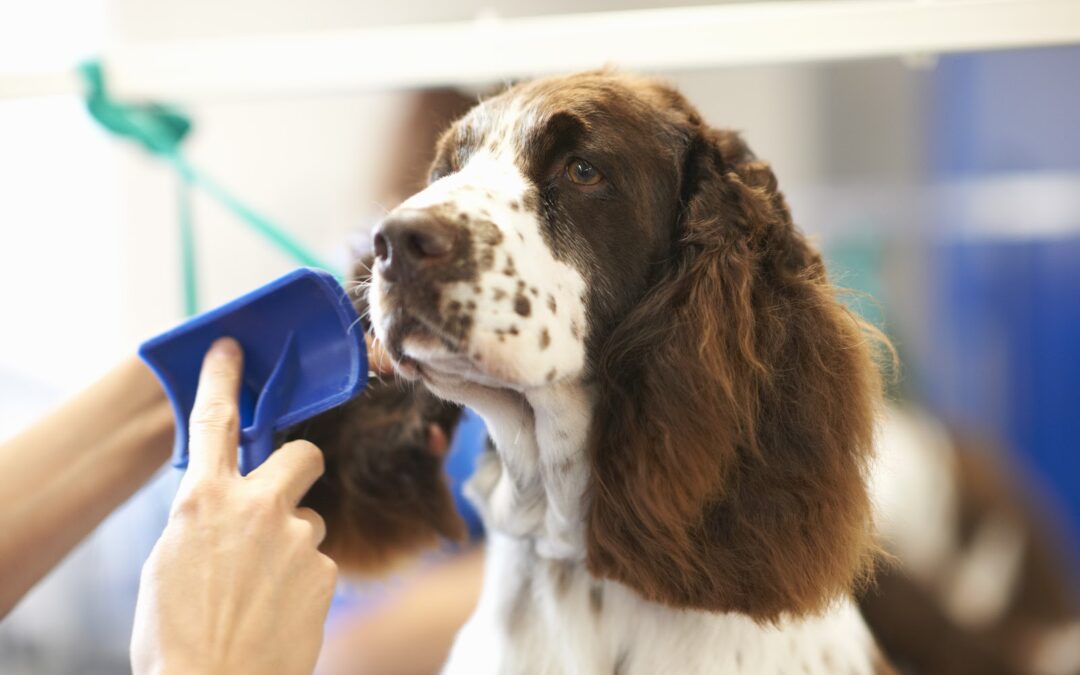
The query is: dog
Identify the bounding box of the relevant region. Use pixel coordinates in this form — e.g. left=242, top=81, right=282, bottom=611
left=863, top=407, right=1080, bottom=675
left=295, top=73, right=1080, bottom=669
left=360, top=70, right=893, bottom=674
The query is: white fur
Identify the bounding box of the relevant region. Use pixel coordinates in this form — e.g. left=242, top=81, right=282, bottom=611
left=870, top=406, right=959, bottom=582
left=943, top=511, right=1026, bottom=629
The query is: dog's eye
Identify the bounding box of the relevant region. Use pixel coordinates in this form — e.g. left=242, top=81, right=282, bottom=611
left=565, top=158, right=603, bottom=186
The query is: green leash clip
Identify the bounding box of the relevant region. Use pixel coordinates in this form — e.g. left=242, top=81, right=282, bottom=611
left=79, top=61, right=342, bottom=316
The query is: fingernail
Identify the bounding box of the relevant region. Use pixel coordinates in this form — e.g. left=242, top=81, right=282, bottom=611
left=209, top=337, right=241, bottom=360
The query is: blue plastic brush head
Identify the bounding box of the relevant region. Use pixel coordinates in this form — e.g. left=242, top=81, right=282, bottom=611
left=139, top=268, right=368, bottom=475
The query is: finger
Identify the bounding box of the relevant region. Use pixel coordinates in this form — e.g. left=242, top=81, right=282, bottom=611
left=187, top=337, right=243, bottom=476
left=295, top=507, right=327, bottom=547
left=250, top=439, right=325, bottom=505
left=365, top=333, right=395, bottom=375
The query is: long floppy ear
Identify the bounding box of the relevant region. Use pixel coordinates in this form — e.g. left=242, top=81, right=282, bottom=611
left=586, top=127, right=886, bottom=621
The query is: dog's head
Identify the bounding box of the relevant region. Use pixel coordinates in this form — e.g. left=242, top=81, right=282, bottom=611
left=369, top=71, right=887, bottom=620
left=369, top=72, right=689, bottom=388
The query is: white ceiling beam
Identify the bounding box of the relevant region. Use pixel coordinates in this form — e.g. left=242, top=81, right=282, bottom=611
left=2, top=0, right=1078, bottom=100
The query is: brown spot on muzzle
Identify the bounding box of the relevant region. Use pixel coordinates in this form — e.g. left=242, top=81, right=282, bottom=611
left=475, top=220, right=504, bottom=246
left=514, top=294, right=532, bottom=317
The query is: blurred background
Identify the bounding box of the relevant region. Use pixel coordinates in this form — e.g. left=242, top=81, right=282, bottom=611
left=1, top=0, right=1078, bottom=673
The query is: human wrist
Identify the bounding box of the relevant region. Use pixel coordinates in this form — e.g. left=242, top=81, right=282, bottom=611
left=139, top=656, right=235, bottom=675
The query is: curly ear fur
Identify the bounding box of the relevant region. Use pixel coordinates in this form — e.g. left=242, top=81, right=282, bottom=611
left=293, top=385, right=466, bottom=573
left=586, top=125, right=885, bottom=621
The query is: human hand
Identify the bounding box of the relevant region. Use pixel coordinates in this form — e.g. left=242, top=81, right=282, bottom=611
left=131, top=337, right=337, bottom=675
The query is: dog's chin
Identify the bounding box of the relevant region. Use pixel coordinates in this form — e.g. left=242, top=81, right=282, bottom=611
left=394, top=334, right=467, bottom=382
left=387, top=330, right=541, bottom=396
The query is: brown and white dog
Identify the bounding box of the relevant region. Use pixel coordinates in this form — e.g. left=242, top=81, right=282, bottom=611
left=362, top=70, right=893, bottom=674
left=865, top=407, right=1080, bottom=675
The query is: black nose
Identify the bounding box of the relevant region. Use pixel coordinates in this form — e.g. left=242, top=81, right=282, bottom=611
left=372, top=210, right=457, bottom=282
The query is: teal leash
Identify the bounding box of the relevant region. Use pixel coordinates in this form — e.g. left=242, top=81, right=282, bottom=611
left=176, top=173, right=198, bottom=317
left=78, top=61, right=342, bottom=315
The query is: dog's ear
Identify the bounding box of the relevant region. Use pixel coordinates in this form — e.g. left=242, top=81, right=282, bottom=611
left=586, top=127, right=886, bottom=621
left=293, top=388, right=466, bottom=574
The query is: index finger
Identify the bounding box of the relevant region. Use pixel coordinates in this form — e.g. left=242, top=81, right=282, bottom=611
left=187, top=337, right=244, bottom=476
left=249, top=439, right=325, bottom=505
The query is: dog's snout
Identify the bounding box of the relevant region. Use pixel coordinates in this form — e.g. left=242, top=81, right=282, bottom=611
left=372, top=211, right=457, bottom=282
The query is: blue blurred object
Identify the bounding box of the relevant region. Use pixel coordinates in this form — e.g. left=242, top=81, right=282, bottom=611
left=926, top=45, right=1080, bottom=552
left=444, top=408, right=489, bottom=540
left=140, top=268, right=368, bottom=475
left=929, top=45, right=1080, bottom=176
left=924, top=237, right=1080, bottom=541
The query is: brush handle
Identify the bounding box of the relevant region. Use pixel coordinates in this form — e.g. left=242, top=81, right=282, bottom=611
left=238, top=333, right=299, bottom=475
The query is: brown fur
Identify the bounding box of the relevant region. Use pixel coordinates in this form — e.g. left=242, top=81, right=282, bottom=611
left=584, top=108, right=888, bottom=621
left=290, top=381, right=466, bottom=572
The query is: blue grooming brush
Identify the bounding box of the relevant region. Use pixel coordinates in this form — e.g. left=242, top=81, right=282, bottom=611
left=140, top=268, right=368, bottom=475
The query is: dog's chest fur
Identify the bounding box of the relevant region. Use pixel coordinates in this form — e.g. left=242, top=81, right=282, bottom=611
left=436, top=385, right=884, bottom=675
left=446, top=525, right=883, bottom=675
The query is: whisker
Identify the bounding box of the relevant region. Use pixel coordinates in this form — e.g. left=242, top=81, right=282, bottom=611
left=346, top=315, right=365, bottom=335
left=345, top=279, right=370, bottom=295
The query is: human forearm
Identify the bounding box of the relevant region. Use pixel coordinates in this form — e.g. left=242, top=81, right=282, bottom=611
left=0, top=355, right=174, bottom=616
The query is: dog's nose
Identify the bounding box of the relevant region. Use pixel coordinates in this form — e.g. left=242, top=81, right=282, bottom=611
left=372, top=211, right=456, bottom=282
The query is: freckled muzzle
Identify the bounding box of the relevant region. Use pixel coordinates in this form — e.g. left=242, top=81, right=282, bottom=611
left=370, top=207, right=480, bottom=360
left=371, top=174, right=588, bottom=390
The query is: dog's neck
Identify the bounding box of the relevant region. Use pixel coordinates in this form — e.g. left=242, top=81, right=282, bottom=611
left=430, top=376, right=892, bottom=675
left=426, top=375, right=596, bottom=559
